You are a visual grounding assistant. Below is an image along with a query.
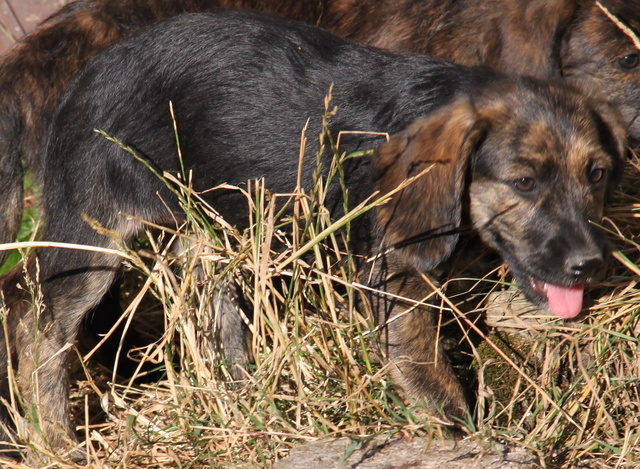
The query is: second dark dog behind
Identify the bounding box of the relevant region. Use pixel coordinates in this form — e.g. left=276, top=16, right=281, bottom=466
left=0, top=10, right=626, bottom=458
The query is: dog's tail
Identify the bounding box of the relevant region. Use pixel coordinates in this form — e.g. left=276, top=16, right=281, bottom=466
left=0, top=0, right=325, bottom=263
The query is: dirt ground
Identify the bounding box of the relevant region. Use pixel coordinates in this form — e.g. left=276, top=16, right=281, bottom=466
left=0, top=0, right=70, bottom=54
left=275, top=437, right=539, bottom=469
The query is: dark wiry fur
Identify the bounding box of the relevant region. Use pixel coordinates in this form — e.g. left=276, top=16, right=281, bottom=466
left=0, top=11, right=626, bottom=458
left=0, top=0, right=324, bottom=257
left=1, top=0, right=639, bottom=251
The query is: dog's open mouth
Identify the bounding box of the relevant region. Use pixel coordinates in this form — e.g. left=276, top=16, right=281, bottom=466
left=529, top=277, right=584, bottom=319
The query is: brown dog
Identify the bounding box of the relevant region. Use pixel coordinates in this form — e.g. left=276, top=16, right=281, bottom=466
left=0, top=10, right=627, bottom=458
left=0, top=0, right=638, bottom=252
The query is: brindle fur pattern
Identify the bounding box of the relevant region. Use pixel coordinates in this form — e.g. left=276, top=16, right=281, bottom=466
left=0, top=0, right=639, bottom=251
left=0, top=11, right=626, bottom=456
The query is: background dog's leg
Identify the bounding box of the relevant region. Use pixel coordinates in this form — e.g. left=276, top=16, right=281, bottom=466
left=0, top=268, right=28, bottom=456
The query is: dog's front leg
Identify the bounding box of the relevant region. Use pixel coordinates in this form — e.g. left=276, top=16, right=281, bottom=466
left=368, top=265, right=469, bottom=422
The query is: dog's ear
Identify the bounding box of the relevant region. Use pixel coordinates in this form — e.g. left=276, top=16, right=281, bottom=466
left=373, top=98, right=487, bottom=272
left=488, top=0, right=578, bottom=77
left=589, top=97, right=630, bottom=193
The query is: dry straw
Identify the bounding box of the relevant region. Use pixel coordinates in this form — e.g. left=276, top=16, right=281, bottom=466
left=596, top=1, right=640, bottom=50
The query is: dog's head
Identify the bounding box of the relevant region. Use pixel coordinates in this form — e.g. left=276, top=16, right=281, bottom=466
left=562, top=1, right=640, bottom=143
left=487, top=0, right=640, bottom=143
left=373, top=78, right=627, bottom=319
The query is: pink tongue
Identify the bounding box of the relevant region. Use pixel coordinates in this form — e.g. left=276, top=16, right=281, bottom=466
left=545, top=283, right=584, bottom=319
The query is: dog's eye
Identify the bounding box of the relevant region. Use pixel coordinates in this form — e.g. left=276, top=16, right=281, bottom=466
left=514, top=177, right=536, bottom=192
left=618, top=53, right=639, bottom=70
left=589, top=168, right=605, bottom=184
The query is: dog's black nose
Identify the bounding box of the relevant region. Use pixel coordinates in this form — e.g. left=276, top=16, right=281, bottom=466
left=566, top=254, right=604, bottom=280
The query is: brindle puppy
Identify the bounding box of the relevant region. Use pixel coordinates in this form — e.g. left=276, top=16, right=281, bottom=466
left=0, top=0, right=638, bottom=250
left=0, top=10, right=626, bottom=458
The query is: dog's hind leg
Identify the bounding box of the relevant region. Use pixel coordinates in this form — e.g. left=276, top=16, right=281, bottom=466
left=9, top=217, right=138, bottom=460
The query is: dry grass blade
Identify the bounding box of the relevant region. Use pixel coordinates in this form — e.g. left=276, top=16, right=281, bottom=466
left=596, top=1, right=640, bottom=50
left=0, top=241, right=131, bottom=260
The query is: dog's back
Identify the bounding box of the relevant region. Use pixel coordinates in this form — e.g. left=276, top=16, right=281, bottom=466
left=50, top=11, right=488, bottom=228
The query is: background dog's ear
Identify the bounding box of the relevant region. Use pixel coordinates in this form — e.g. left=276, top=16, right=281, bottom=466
left=373, top=99, right=487, bottom=272
left=487, top=0, right=578, bottom=77
left=589, top=97, right=630, bottom=193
